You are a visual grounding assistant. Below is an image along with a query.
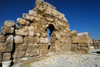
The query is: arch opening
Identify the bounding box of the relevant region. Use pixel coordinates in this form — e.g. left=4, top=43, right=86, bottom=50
left=47, top=24, right=55, bottom=50
left=47, top=24, right=55, bottom=41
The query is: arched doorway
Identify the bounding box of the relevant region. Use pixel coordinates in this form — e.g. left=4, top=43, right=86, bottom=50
left=47, top=24, right=55, bottom=41
left=47, top=24, right=55, bottom=50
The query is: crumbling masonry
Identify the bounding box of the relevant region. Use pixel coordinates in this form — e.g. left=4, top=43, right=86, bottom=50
left=0, top=0, right=99, bottom=65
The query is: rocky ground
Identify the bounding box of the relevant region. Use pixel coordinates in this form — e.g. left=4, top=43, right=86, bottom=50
left=12, top=51, right=100, bottom=67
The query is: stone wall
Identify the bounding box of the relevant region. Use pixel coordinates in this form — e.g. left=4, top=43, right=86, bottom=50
left=71, top=30, right=90, bottom=53
left=0, top=0, right=71, bottom=64
left=91, top=40, right=100, bottom=49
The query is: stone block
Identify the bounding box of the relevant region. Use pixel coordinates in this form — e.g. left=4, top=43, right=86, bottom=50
left=6, top=35, right=13, bottom=43
left=34, top=37, right=40, bottom=44
left=3, top=53, right=11, bottom=61
left=1, top=27, right=14, bottom=34
left=14, top=36, right=23, bottom=44
left=6, top=43, right=13, bottom=52
left=4, top=20, right=16, bottom=27
left=29, top=10, right=37, bottom=16
left=17, top=18, right=27, bottom=25
left=0, top=53, right=2, bottom=61
left=40, top=38, right=49, bottom=43
left=24, top=36, right=34, bottom=43
left=0, top=35, right=5, bottom=43
left=12, top=51, right=18, bottom=59
left=46, top=17, right=53, bottom=22
left=16, top=43, right=28, bottom=51
left=41, top=33, right=47, bottom=38
left=23, top=13, right=34, bottom=21
left=28, top=26, right=35, bottom=35
left=17, top=50, right=25, bottom=58
left=0, top=43, right=6, bottom=52
left=26, top=21, right=30, bottom=26
left=26, top=49, right=39, bottom=57
left=15, top=30, right=28, bottom=36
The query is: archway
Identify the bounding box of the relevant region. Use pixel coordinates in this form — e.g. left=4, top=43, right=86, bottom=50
left=47, top=24, right=55, bottom=41
left=47, top=24, right=55, bottom=50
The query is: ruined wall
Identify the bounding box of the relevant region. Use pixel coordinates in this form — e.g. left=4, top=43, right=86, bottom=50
left=91, top=40, right=100, bottom=49
left=71, top=30, right=90, bottom=53
left=0, top=0, right=71, bottom=64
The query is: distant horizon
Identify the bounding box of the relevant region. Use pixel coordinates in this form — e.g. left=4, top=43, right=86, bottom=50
left=0, top=0, right=100, bottom=40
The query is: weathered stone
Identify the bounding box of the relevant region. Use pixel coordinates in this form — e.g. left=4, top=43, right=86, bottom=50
left=17, top=18, right=27, bottom=25
left=0, top=53, right=2, bottom=61
left=29, top=10, right=37, bottom=16
left=24, top=36, right=34, bottom=43
left=6, top=35, right=13, bottom=43
left=28, top=26, right=35, bottom=35
left=6, top=43, right=13, bottom=52
left=23, top=13, right=34, bottom=21
left=15, top=30, right=28, bottom=36
left=41, top=33, right=47, bottom=38
left=3, top=53, right=11, bottom=61
left=34, top=37, right=40, bottom=44
left=0, top=43, right=6, bottom=52
left=21, top=57, right=28, bottom=61
left=46, top=17, right=54, bottom=22
left=14, top=36, right=23, bottom=44
left=26, top=49, right=39, bottom=57
left=40, top=38, right=49, bottom=43
left=26, top=21, right=30, bottom=26
left=12, top=51, right=18, bottom=59
left=1, top=27, right=14, bottom=34
left=16, top=43, right=28, bottom=51
left=17, top=50, right=25, bottom=58
left=4, top=20, right=16, bottom=27
left=0, top=35, right=5, bottom=43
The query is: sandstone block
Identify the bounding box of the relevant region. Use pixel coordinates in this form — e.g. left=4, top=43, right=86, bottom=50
left=26, top=49, right=39, bottom=57
left=0, top=53, right=2, bottom=61
left=14, top=36, right=23, bottom=44
left=16, top=43, right=28, bottom=51
left=15, top=30, right=28, bottom=36
left=21, top=57, right=28, bottom=61
left=29, top=10, right=37, bottom=16
left=46, top=17, right=53, bottom=22
left=34, top=37, right=40, bottom=44
left=12, top=51, right=18, bottom=58
left=6, top=43, right=13, bottom=52
left=23, top=13, right=34, bottom=21
left=4, top=20, right=16, bottom=27
left=28, top=26, right=35, bottom=35
left=3, top=53, right=11, bottom=61
left=26, top=21, right=30, bottom=26
left=0, top=43, right=6, bottom=52
left=17, top=50, right=25, bottom=58
left=24, top=36, right=34, bottom=43
left=40, top=38, right=49, bottom=43
left=6, top=35, right=13, bottom=43
left=41, top=33, right=47, bottom=38
left=0, top=35, right=5, bottom=43
left=17, top=18, right=26, bottom=25
left=1, top=27, right=14, bottom=34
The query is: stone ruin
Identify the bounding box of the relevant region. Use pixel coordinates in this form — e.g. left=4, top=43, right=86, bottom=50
left=0, top=0, right=99, bottom=66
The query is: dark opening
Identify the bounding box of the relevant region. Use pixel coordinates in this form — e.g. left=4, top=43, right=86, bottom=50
left=47, top=24, right=55, bottom=50
left=48, top=24, right=55, bottom=36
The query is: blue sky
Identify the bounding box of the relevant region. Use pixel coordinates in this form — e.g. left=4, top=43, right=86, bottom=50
left=0, top=0, right=100, bottom=40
